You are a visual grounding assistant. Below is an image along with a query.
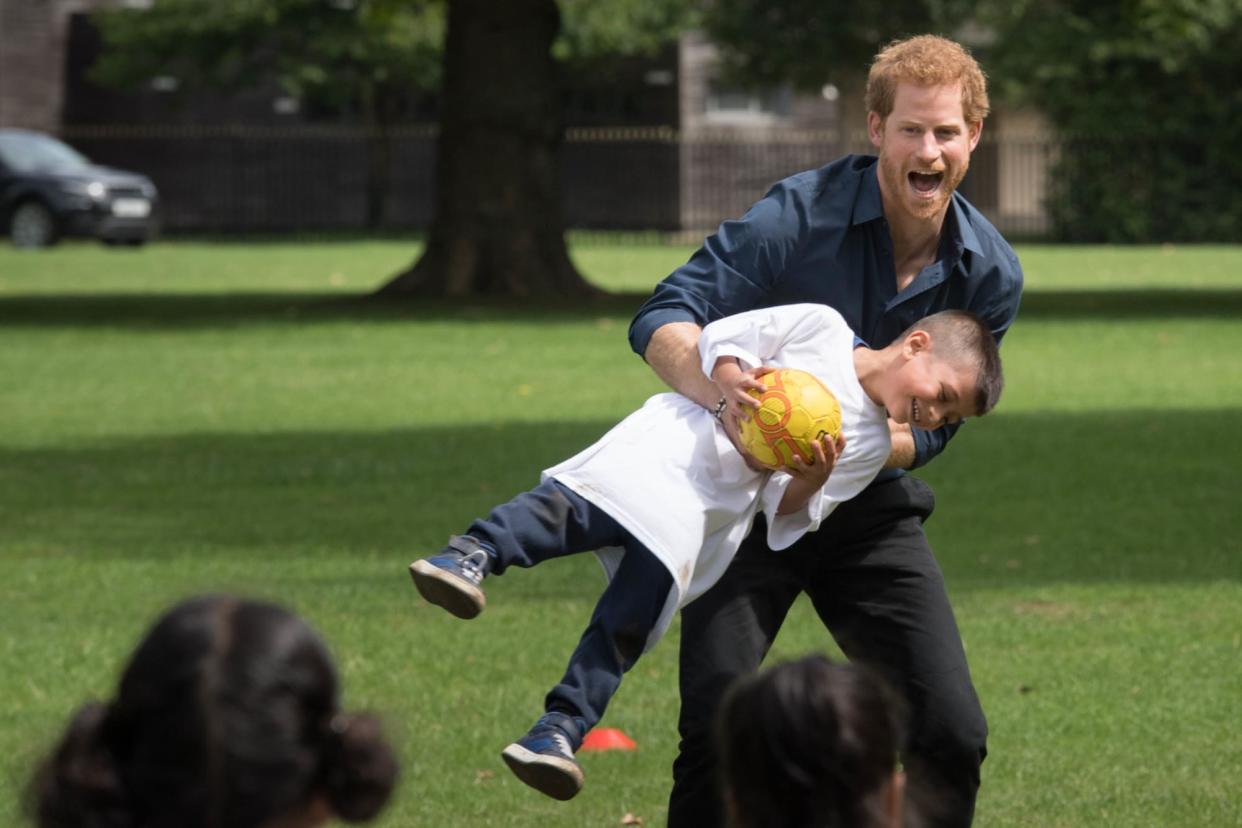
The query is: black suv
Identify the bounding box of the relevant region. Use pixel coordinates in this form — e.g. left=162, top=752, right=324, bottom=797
left=0, top=129, right=159, bottom=248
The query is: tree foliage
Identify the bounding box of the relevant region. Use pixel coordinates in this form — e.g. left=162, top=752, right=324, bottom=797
left=89, top=0, right=696, bottom=254
left=88, top=0, right=1239, bottom=255
left=556, top=0, right=699, bottom=62
left=91, top=0, right=445, bottom=120
left=700, top=0, right=976, bottom=89
left=90, top=0, right=695, bottom=111
left=701, top=0, right=1241, bottom=242
left=986, top=0, right=1242, bottom=134
left=984, top=0, right=1242, bottom=241
left=91, top=0, right=449, bottom=228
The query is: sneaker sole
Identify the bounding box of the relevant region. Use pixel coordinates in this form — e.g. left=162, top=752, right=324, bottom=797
left=408, top=560, right=485, bottom=620
left=501, top=743, right=584, bottom=801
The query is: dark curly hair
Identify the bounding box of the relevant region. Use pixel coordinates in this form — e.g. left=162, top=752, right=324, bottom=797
left=27, top=595, right=399, bottom=828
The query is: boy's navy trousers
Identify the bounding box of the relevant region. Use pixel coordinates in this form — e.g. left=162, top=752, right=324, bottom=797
left=464, top=479, right=674, bottom=730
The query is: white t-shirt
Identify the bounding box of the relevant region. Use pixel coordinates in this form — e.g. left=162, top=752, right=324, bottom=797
left=545, top=304, right=891, bottom=647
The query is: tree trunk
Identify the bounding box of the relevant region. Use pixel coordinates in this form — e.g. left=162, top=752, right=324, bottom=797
left=361, top=82, right=392, bottom=230
left=363, top=124, right=391, bottom=229
left=377, top=0, right=596, bottom=299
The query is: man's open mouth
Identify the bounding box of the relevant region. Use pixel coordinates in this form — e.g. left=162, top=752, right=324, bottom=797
left=908, top=171, right=943, bottom=195
left=911, top=398, right=921, bottom=424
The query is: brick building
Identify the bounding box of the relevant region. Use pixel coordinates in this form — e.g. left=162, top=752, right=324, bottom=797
left=0, top=0, right=140, bottom=131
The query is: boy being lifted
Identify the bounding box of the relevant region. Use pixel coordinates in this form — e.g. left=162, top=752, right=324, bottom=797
left=408, top=303, right=1002, bottom=801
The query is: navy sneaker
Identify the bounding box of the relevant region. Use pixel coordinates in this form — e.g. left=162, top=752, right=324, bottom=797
left=501, top=712, right=586, bottom=800
left=408, top=535, right=494, bottom=620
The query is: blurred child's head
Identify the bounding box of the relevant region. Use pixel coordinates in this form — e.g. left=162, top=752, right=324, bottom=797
left=717, top=654, right=906, bottom=828
left=29, top=594, right=399, bottom=828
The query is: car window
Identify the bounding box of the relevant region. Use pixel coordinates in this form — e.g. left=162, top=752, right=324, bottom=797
left=0, top=133, right=91, bottom=174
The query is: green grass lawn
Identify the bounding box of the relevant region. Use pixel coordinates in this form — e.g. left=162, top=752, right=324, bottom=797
left=1, top=240, right=1240, bottom=827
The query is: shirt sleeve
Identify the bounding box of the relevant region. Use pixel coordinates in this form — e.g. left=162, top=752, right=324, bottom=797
left=697, top=305, right=840, bottom=377
left=628, top=180, right=810, bottom=359
left=911, top=420, right=959, bottom=469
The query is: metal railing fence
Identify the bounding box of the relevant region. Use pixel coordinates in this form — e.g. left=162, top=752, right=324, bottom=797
left=59, top=125, right=1145, bottom=241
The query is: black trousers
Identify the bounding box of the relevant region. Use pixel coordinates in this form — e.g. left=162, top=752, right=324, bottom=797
left=668, top=474, right=987, bottom=828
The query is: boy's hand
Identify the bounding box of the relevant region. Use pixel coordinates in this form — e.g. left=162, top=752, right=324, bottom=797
left=711, top=359, right=771, bottom=421
left=710, top=360, right=775, bottom=469
left=710, top=359, right=776, bottom=471
left=784, top=432, right=847, bottom=492
left=776, top=432, right=846, bottom=515
left=720, top=412, right=767, bottom=472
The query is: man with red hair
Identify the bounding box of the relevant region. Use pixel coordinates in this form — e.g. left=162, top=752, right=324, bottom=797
left=631, top=35, right=1023, bottom=828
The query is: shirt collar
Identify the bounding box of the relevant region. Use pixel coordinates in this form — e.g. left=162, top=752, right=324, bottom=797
left=949, top=194, right=984, bottom=257
left=851, top=161, right=885, bottom=226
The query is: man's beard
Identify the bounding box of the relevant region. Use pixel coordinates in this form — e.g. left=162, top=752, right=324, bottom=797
left=881, top=154, right=969, bottom=220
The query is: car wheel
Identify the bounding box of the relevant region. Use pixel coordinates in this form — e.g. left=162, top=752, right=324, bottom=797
left=9, top=201, right=59, bottom=249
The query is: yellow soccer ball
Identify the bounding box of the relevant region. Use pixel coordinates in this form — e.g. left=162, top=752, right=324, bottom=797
left=738, top=368, right=842, bottom=471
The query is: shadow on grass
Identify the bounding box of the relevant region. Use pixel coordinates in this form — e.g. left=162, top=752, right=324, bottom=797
left=1, top=411, right=1237, bottom=589
left=0, top=291, right=653, bottom=329
left=1, top=288, right=1241, bottom=330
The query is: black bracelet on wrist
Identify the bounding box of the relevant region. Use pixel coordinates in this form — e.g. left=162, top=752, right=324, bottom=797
left=712, top=396, right=728, bottom=422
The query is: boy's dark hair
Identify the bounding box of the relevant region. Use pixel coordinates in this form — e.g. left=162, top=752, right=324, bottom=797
left=903, top=309, right=1004, bottom=416
left=28, top=594, right=399, bottom=828
left=716, top=654, right=907, bottom=828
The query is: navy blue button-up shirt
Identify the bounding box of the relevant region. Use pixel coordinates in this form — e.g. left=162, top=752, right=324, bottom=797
left=629, top=154, right=1023, bottom=473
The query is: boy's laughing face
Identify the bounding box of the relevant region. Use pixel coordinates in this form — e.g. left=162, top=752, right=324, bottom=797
left=883, top=336, right=979, bottom=430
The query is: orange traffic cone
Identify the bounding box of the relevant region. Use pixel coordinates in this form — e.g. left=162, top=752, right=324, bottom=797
left=579, top=727, right=638, bottom=752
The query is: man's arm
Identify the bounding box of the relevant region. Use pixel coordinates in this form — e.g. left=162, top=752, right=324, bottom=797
left=629, top=177, right=810, bottom=369
left=643, top=321, right=720, bottom=409
left=647, top=322, right=764, bottom=468
left=885, top=421, right=917, bottom=469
